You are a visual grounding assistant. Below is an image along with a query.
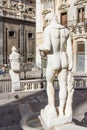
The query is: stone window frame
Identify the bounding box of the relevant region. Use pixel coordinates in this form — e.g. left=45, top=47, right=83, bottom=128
left=60, top=11, right=67, bottom=27
left=28, top=32, right=34, bottom=39
left=8, top=30, right=16, bottom=39
left=77, top=6, right=85, bottom=24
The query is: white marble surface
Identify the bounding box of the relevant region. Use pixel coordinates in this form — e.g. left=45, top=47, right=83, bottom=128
left=55, top=124, right=87, bottom=130
left=39, top=12, right=74, bottom=128
left=41, top=109, right=72, bottom=128
left=9, top=69, right=20, bottom=92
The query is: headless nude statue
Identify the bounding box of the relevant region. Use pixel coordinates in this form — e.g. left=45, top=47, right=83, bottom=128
left=39, top=13, right=73, bottom=118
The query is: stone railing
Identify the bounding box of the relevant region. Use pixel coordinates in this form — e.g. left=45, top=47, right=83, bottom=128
left=20, top=79, right=46, bottom=91
left=74, top=75, right=87, bottom=89
left=0, top=71, right=87, bottom=93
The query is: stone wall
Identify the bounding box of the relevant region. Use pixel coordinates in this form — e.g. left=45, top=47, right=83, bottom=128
left=0, top=18, right=35, bottom=65
left=0, top=0, right=36, bottom=66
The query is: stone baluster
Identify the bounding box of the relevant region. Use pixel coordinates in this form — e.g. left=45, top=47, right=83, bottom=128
left=76, top=27, right=79, bottom=34
left=82, top=26, right=85, bottom=34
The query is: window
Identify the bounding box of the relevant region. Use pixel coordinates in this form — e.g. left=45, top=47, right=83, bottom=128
left=28, top=33, right=33, bottom=39
left=9, top=31, right=16, bottom=38
left=76, top=43, right=85, bottom=72
left=28, top=8, right=32, bottom=12
left=78, top=8, right=85, bottom=23
left=61, top=12, right=67, bottom=26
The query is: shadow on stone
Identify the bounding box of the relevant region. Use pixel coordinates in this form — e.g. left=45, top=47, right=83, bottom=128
left=20, top=112, right=43, bottom=130
left=73, top=112, right=87, bottom=127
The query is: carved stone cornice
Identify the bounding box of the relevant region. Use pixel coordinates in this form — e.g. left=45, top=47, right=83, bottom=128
left=74, top=0, right=87, bottom=6
left=40, top=0, right=54, bottom=4
left=58, top=3, right=70, bottom=10
left=42, top=9, right=51, bottom=15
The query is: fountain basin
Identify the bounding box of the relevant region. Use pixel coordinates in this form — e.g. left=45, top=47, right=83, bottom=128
left=20, top=112, right=43, bottom=130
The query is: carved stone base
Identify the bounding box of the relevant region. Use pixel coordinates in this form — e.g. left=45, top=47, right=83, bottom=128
left=40, top=109, right=72, bottom=129
left=39, top=115, right=87, bottom=130
left=55, top=123, right=87, bottom=130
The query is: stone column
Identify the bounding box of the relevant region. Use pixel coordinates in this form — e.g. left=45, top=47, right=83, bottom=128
left=36, top=0, right=43, bottom=67
left=0, top=22, right=4, bottom=65
left=36, top=0, right=43, bottom=33
left=20, top=24, right=24, bottom=58
left=85, top=39, right=87, bottom=73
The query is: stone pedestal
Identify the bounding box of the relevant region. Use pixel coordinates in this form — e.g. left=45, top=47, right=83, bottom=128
left=39, top=108, right=72, bottom=129
left=40, top=109, right=72, bottom=128
left=55, top=124, right=87, bottom=130
left=9, top=69, right=20, bottom=92
left=39, top=116, right=87, bottom=130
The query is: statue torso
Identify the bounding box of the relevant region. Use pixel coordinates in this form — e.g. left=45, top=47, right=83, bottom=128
left=46, top=22, right=69, bottom=70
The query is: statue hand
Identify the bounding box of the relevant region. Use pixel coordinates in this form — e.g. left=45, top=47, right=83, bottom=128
left=68, top=62, right=73, bottom=71
left=40, top=50, right=47, bottom=57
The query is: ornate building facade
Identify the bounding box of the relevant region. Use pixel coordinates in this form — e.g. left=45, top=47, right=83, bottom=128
left=0, top=0, right=36, bottom=66
left=36, top=0, right=87, bottom=74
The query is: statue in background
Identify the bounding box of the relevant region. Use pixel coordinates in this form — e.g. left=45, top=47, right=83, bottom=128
left=39, top=13, right=74, bottom=127
left=9, top=46, right=21, bottom=92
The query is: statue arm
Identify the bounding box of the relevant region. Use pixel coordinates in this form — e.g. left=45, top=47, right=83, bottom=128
left=39, top=27, right=51, bottom=53
left=67, top=34, right=73, bottom=71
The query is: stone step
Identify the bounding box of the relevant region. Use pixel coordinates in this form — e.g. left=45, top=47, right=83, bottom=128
left=0, top=127, right=7, bottom=130
left=0, top=124, right=21, bottom=130
left=18, top=103, right=33, bottom=117
left=7, top=124, right=21, bottom=130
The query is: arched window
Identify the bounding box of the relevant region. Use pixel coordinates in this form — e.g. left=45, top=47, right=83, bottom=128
left=76, top=43, right=85, bottom=72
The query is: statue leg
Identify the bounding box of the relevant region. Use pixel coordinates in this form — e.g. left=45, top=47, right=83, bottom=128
left=45, top=66, right=56, bottom=112
left=65, top=72, right=74, bottom=116
left=58, top=69, right=67, bottom=117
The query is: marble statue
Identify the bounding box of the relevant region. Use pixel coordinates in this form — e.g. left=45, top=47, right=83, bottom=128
left=9, top=46, right=21, bottom=92
left=39, top=13, right=74, bottom=128
left=17, top=0, right=24, bottom=17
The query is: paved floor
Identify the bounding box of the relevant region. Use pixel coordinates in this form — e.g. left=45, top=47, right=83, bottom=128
left=0, top=89, right=87, bottom=129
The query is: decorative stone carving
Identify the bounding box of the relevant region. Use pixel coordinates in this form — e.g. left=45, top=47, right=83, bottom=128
left=58, top=3, right=70, bottom=10
left=17, top=0, right=24, bottom=17
left=76, top=27, right=80, bottom=34
left=74, top=0, right=87, bottom=6
left=9, top=46, right=21, bottom=92
left=39, top=12, right=74, bottom=128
